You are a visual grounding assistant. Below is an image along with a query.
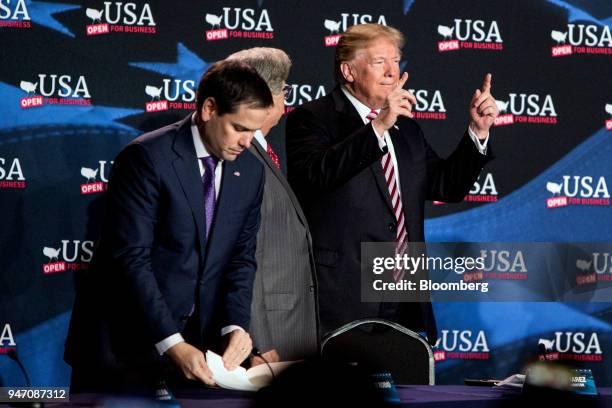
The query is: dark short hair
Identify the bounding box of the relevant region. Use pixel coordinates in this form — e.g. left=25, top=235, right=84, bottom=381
left=195, top=60, right=273, bottom=117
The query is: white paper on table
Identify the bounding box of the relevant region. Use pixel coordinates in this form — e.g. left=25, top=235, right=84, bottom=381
left=494, top=373, right=526, bottom=389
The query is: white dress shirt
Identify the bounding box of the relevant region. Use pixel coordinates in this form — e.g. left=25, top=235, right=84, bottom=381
left=253, top=129, right=267, bottom=151
left=154, top=113, right=243, bottom=356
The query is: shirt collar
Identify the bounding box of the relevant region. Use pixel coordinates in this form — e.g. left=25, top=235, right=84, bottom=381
left=341, top=86, right=379, bottom=123
left=253, top=129, right=267, bottom=151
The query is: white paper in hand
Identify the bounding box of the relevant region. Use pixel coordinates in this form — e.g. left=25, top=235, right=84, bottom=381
left=205, top=350, right=259, bottom=391
left=206, top=350, right=299, bottom=391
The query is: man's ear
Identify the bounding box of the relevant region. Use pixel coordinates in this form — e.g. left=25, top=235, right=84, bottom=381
left=340, top=62, right=355, bottom=83
left=200, top=97, right=217, bottom=121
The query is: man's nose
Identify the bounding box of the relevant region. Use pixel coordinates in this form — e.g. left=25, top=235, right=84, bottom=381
left=239, top=134, right=253, bottom=149
left=384, top=61, right=395, bottom=76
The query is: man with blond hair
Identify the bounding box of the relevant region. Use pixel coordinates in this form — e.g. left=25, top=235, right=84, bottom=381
left=227, top=48, right=319, bottom=363
left=286, top=24, right=498, bottom=342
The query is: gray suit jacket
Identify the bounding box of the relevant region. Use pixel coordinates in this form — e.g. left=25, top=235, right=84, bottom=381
left=248, top=139, right=319, bottom=360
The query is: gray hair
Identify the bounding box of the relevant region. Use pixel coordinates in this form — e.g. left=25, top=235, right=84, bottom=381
left=226, top=47, right=291, bottom=94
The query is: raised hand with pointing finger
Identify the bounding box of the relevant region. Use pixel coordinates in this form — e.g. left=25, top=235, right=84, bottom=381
left=371, top=71, right=417, bottom=136
left=469, top=73, right=499, bottom=139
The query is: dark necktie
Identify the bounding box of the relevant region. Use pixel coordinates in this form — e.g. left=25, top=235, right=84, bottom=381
left=201, top=155, right=219, bottom=239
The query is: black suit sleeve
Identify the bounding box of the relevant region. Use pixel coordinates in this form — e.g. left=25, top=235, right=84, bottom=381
left=423, top=128, right=494, bottom=202
left=104, top=143, right=179, bottom=343
left=286, top=107, right=385, bottom=191
left=222, top=168, right=265, bottom=330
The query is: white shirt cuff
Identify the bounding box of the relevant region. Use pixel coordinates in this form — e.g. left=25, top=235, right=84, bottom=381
left=155, top=333, right=184, bottom=355
left=154, top=326, right=244, bottom=355
left=370, top=122, right=388, bottom=151
left=468, top=126, right=489, bottom=155
left=221, top=325, right=244, bottom=337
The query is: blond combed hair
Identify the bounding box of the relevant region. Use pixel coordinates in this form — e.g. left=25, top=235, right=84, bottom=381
left=335, top=24, right=405, bottom=83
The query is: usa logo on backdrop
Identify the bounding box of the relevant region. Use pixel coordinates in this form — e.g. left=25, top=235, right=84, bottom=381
left=144, top=79, right=196, bottom=113
left=461, top=248, right=527, bottom=283
left=493, top=93, right=557, bottom=126
left=550, top=25, right=612, bottom=57
left=465, top=173, right=498, bottom=203
left=19, top=74, right=92, bottom=109
left=605, top=103, right=612, bottom=130
left=434, top=172, right=499, bottom=205
left=322, top=13, right=388, bottom=46
left=574, top=252, right=612, bottom=285
left=204, top=7, right=273, bottom=41
left=284, top=83, right=327, bottom=114
left=85, top=2, right=156, bottom=36
left=409, top=88, right=447, bottom=120
left=0, top=157, right=26, bottom=189
left=0, top=323, right=16, bottom=354
left=433, top=329, right=490, bottom=362
left=538, top=332, right=603, bottom=362
left=0, top=0, right=32, bottom=28
left=41, top=240, right=94, bottom=275
left=545, top=176, right=610, bottom=208
left=0, top=0, right=30, bottom=28
left=80, top=161, right=112, bottom=195
left=436, top=19, right=503, bottom=52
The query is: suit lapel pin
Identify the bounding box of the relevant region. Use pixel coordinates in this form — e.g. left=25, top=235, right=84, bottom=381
left=393, top=125, right=400, bottom=130
left=233, top=171, right=240, bottom=177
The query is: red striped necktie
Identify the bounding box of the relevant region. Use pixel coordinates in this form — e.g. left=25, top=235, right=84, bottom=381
left=366, top=109, right=408, bottom=282
left=266, top=143, right=281, bottom=170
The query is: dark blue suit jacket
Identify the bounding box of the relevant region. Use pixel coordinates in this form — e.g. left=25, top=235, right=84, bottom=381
left=65, top=115, right=264, bottom=370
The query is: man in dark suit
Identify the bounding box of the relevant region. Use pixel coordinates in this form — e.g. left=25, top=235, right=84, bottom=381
left=286, top=24, right=498, bottom=343
left=227, top=48, right=319, bottom=362
left=64, top=61, right=273, bottom=392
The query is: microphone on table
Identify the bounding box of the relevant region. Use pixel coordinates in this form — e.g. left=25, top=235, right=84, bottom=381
left=250, top=347, right=276, bottom=381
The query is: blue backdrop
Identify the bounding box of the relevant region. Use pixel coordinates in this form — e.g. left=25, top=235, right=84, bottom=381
left=1, top=0, right=611, bottom=388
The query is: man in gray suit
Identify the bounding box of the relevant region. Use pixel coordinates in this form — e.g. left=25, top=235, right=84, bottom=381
left=227, top=48, right=319, bottom=363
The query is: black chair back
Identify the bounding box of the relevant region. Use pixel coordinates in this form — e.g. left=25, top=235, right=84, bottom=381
left=321, top=318, right=435, bottom=385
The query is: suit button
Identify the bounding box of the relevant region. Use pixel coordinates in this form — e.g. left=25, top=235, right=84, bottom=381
left=309, top=285, right=315, bottom=293
left=388, top=222, right=397, bottom=233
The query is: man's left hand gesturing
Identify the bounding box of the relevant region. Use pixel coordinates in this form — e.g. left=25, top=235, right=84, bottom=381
left=469, top=73, right=499, bottom=139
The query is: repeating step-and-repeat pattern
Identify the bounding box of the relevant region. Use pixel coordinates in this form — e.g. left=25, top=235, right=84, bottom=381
left=1, top=0, right=611, bottom=387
